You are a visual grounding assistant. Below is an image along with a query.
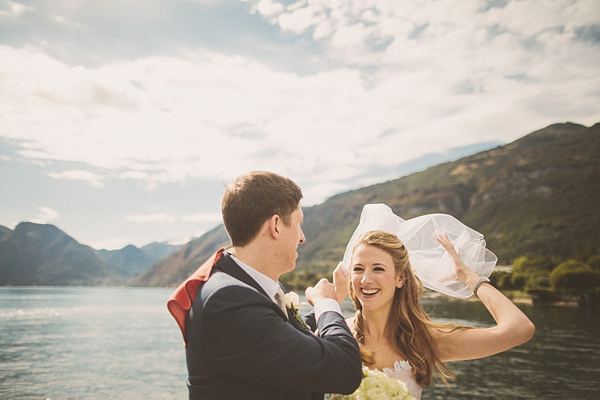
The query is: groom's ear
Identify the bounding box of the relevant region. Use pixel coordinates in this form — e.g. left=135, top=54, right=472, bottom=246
left=268, top=214, right=280, bottom=238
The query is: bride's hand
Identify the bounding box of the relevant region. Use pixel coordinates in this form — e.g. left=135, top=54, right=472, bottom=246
left=332, top=261, right=348, bottom=303
left=436, top=234, right=476, bottom=284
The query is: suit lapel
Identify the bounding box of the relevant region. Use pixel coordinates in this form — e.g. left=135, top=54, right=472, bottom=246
left=214, top=253, right=311, bottom=333
left=213, top=252, right=270, bottom=298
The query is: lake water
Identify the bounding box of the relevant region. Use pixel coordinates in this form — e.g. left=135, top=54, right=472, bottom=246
left=1, top=287, right=598, bottom=399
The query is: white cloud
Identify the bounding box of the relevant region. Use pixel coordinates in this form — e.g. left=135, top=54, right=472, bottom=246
left=183, top=0, right=224, bottom=4
left=1, top=0, right=599, bottom=208
left=166, top=236, right=197, bottom=246
left=277, top=4, right=323, bottom=34
left=30, top=206, right=60, bottom=224
left=254, top=0, right=284, bottom=18
left=125, top=212, right=222, bottom=226
left=49, top=13, right=84, bottom=29
left=86, top=232, right=199, bottom=250
left=85, top=237, right=131, bottom=251
left=1, top=1, right=34, bottom=17
left=181, top=213, right=223, bottom=223
left=0, top=218, right=17, bottom=230
left=125, top=213, right=176, bottom=223
left=48, top=170, right=106, bottom=188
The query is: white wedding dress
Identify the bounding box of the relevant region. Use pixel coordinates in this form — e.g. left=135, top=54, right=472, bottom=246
left=380, top=360, right=422, bottom=399
left=328, top=360, right=422, bottom=399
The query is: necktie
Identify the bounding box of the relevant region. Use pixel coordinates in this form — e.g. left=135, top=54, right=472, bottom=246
left=274, top=287, right=288, bottom=319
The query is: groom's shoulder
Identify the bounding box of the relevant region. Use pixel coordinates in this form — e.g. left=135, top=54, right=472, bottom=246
left=201, top=270, right=240, bottom=294
left=198, top=270, right=258, bottom=305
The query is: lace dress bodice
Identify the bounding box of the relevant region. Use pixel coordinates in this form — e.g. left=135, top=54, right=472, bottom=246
left=380, top=360, right=422, bottom=400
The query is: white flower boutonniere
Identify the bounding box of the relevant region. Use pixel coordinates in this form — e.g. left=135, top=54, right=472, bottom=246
left=283, top=291, right=304, bottom=312
left=283, top=291, right=310, bottom=330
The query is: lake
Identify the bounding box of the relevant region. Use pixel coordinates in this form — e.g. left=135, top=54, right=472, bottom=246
left=1, top=287, right=598, bottom=399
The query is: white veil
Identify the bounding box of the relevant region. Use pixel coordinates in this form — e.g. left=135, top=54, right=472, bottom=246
left=341, top=204, right=497, bottom=299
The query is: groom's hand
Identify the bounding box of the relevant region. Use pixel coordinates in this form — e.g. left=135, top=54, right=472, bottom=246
left=305, top=278, right=336, bottom=306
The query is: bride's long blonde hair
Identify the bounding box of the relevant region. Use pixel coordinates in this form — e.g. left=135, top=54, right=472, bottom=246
left=348, top=230, right=470, bottom=387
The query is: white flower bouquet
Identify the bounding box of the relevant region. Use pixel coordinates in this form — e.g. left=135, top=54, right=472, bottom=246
left=331, top=366, right=416, bottom=400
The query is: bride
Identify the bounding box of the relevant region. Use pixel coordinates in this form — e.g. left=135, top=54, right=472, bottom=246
left=329, top=204, right=535, bottom=399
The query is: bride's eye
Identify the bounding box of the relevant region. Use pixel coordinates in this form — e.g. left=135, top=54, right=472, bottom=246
left=352, top=266, right=364, bottom=273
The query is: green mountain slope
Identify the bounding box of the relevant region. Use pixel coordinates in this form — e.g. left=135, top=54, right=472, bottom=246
left=298, top=122, right=600, bottom=272
left=141, top=122, right=599, bottom=287
left=132, top=224, right=230, bottom=287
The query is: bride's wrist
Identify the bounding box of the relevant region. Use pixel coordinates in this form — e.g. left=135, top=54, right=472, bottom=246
left=464, top=271, right=481, bottom=289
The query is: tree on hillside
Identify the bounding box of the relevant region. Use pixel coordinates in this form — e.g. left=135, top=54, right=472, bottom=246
left=587, top=255, right=600, bottom=272
left=512, top=255, right=554, bottom=274
left=511, top=255, right=555, bottom=290
left=550, top=260, right=600, bottom=296
left=490, top=270, right=514, bottom=290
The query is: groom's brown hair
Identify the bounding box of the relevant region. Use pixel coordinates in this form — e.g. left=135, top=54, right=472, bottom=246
left=222, top=171, right=303, bottom=247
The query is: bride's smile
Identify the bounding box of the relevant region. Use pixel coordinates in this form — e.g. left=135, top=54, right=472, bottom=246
left=360, top=288, right=380, bottom=296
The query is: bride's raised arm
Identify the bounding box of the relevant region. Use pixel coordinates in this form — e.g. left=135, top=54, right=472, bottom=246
left=433, top=234, right=535, bottom=362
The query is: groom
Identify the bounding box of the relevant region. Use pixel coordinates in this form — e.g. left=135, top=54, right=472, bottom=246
left=174, top=171, right=362, bottom=399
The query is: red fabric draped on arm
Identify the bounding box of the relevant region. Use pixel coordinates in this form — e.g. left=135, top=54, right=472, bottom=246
left=167, top=248, right=225, bottom=345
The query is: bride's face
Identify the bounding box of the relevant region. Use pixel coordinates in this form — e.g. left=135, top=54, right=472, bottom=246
left=351, top=244, right=404, bottom=311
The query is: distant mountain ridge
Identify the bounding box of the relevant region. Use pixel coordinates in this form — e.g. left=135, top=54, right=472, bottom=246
left=138, top=121, right=600, bottom=287
left=0, top=222, right=122, bottom=286
left=139, top=242, right=182, bottom=262
left=96, top=242, right=181, bottom=278
left=0, top=223, right=181, bottom=286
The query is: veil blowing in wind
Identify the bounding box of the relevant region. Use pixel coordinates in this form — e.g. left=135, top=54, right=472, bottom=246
left=341, top=203, right=497, bottom=299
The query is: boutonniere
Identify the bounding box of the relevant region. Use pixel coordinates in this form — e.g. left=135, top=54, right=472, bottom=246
left=283, top=292, right=310, bottom=330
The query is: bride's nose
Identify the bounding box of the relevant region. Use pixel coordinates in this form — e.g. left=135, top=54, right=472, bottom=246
left=361, top=270, right=374, bottom=284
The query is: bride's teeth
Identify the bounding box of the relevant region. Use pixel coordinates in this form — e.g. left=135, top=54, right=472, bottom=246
left=362, top=288, right=379, bottom=295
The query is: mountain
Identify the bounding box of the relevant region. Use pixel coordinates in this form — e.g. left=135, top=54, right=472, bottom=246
left=0, top=225, right=10, bottom=239
left=96, top=242, right=181, bottom=278
left=139, top=122, right=600, bottom=286
left=96, top=245, right=154, bottom=278
left=0, top=222, right=123, bottom=286
left=132, top=224, right=230, bottom=287
left=296, top=122, right=599, bottom=271
left=140, top=242, right=182, bottom=261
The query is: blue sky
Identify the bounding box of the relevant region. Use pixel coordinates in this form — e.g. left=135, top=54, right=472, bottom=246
left=1, top=0, right=599, bottom=250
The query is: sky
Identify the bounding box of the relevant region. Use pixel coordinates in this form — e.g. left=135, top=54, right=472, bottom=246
left=1, top=0, right=599, bottom=250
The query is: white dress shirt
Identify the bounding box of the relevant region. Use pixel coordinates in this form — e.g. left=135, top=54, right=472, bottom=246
left=230, top=254, right=279, bottom=302
left=229, top=253, right=342, bottom=321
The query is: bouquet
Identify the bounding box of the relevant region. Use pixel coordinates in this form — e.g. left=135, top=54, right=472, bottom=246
left=331, top=366, right=416, bottom=400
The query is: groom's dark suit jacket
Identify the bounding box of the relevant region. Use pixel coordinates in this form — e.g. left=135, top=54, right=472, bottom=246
left=185, top=253, right=362, bottom=400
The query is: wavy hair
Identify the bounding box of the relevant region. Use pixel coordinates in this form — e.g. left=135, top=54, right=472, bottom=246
left=348, top=230, right=470, bottom=387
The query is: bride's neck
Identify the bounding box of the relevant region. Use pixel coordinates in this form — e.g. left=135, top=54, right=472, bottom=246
left=361, top=307, right=391, bottom=341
